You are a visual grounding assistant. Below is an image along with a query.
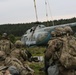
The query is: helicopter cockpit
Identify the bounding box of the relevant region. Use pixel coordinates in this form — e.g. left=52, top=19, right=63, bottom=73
left=36, top=25, right=45, bottom=30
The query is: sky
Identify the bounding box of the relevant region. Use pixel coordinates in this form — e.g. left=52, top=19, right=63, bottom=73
left=0, top=0, right=76, bottom=24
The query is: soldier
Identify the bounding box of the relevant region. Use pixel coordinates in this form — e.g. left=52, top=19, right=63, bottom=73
left=0, top=51, right=8, bottom=75
left=44, top=27, right=66, bottom=75
left=0, top=51, right=6, bottom=66
left=10, top=40, right=28, bottom=62
left=64, top=26, right=73, bottom=36
left=0, top=33, right=14, bottom=56
left=9, top=40, right=34, bottom=75
left=0, top=54, right=34, bottom=75
left=5, top=57, right=34, bottom=75
left=45, top=26, right=76, bottom=75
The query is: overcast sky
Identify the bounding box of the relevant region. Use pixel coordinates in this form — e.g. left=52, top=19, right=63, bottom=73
left=0, top=0, right=76, bottom=24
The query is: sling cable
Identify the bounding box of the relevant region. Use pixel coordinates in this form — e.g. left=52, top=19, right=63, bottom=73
left=45, top=0, right=54, bottom=26
left=33, top=0, right=38, bottom=22
left=31, top=0, right=38, bottom=38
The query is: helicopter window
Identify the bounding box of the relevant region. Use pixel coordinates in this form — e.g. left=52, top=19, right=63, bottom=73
left=42, top=25, right=45, bottom=28
left=39, top=25, right=41, bottom=27
left=39, top=25, right=45, bottom=28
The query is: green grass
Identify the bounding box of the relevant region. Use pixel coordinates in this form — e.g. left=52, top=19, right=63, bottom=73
left=27, top=46, right=46, bottom=56
left=26, top=46, right=46, bottom=75
left=29, top=62, right=45, bottom=75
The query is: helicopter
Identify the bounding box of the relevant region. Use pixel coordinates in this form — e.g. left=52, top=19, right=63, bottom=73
left=21, top=0, right=76, bottom=46
left=21, top=22, right=76, bottom=46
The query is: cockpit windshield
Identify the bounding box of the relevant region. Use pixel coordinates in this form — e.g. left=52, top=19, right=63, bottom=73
left=38, top=25, right=45, bottom=28
left=36, top=25, right=45, bottom=30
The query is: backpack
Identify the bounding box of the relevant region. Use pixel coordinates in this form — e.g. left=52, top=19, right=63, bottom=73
left=59, top=36, right=76, bottom=69
left=48, top=64, right=59, bottom=75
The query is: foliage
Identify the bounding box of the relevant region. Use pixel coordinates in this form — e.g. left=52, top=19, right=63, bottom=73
left=8, top=34, right=16, bottom=43
left=74, top=33, right=76, bottom=37
left=29, top=62, right=45, bottom=75
left=27, top=46, right=46, bottom=56
left=0, top=17, right=76, bottom=36
left=0, top=35, right=1, bottom=40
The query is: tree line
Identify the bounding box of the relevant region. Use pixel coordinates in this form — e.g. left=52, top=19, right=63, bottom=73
left=0, top=17, right=76, bottom=36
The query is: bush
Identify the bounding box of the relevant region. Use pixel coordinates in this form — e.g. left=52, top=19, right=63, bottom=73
left=8, top=34, right=15, bottom=43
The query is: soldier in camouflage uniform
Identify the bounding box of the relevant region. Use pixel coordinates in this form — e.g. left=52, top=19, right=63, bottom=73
left=0, top=50, right=34, bottom=75
left=59, top=26, right=76, bottom=75
left=10, top=40, right=28, bottom=62
left=0, top=33, right=14, bottom=56
left=4, top=56, right=34, bottom=75
left=0, top=39, right=34, bottom=75
left=44, top=27, right=66, bottom=75
left=0, top=51, right=6, bottom=66
left=64, top=26, right=73, bottom=36
left=0, top=56, right=33, bottom=75
left=45, top=27, right=64, bottom=75
left=8, top=40, right=34, bottom=75
left=45, top=26, right=76, bottom=75
left=0, top=51, right=8, bottom=75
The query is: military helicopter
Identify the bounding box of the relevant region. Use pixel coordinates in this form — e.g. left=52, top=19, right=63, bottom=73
left=21, top=22, right=76, bottom=46
left=21, top=0, right=53, bottom=46
left=21, top=0, right=76, bottom=46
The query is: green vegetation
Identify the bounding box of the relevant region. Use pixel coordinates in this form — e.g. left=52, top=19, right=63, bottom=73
left=0, top=17, right=76, bottom=36
left=74, top=33, right=76, bottom=37
left=27, top=46, right=46, bottom=56
left=27, top=46, right=46, bottom=75
left=0, top=35, right=1, bottom=40
left=29, top=62, right=45, bottom=75
left=8, top=34, right=16, bottom=43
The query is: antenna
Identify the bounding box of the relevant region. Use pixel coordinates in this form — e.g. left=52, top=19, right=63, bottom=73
left=33, top=0, right=38, bottom=22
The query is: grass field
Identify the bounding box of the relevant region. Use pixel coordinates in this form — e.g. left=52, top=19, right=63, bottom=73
left=27, top=46, right=46, bottom=75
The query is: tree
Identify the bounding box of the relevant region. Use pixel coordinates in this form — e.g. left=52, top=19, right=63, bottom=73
left=8, top=34, right=15, bottom=43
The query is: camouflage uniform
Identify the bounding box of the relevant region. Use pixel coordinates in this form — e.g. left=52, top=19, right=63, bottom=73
left=9, top=40, right=34, bottom=75
left=10, top=40, right=28, bottom=62
left=45, top=37, right=63, bottom=75
left=5, top=57, right=34, bottom=75
left=64, top=26, right=73, bottom=35
left=0, top=51, right=7, bottom=75
left=45, top=26, right=76, bottom=75
left=0, top=33, right=14, bottom=56
left=0, top=72, right=3, bottom=75
left=0, top=51, right=6, bottom=66
left=44, top=30, right=61, bottom=75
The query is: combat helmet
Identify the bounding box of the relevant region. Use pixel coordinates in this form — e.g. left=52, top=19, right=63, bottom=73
left=54, top=27, right=64, bottom=37
left=15, top=40, right=23, bottom=48
left=64, top=26, right=73, bottom=35
left=2, top=33, right=8, bottom=38
left=8, top=66, right=20, bottom=75
left=51, top=31, right=56, bottom=37
left=0, top=51, right=6, bottom=61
